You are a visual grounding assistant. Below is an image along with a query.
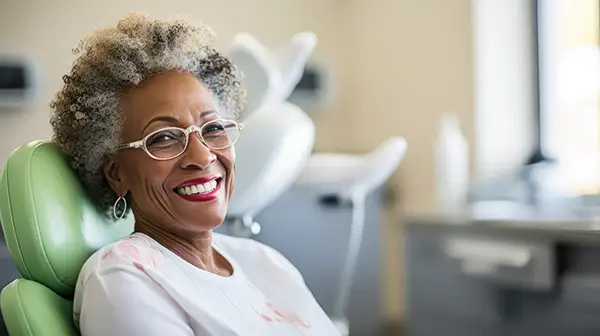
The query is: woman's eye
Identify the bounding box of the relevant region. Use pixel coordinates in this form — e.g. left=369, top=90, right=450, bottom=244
left=151, top=134, right=173, bottom=142
left=204, top=124, right=225, bottom=133
left=147, top=131, right=181, bottom=146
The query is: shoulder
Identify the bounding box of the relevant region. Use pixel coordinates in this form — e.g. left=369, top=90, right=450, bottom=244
left=78, top=233, right=164, bottom=284
left=73, top=234, right=174, bottom=329
left=213, top=233, right=305, bottom=284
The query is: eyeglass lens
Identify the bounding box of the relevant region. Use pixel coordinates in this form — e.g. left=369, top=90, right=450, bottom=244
left=145, top=120, right=239, bottom=159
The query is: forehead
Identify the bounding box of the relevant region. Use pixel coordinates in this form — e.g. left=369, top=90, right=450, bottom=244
left=120, top=71, right=217, bottom=130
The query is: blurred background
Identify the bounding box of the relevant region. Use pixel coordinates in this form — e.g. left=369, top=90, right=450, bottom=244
left=0, top=0, right=599, bottom=335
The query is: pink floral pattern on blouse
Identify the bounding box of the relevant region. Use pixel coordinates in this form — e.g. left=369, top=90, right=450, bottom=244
left=100, top=234, right=164, bottom=270
left=74, top=235, right=166, bottom=325
left=256, top=302, right=312, bottom=329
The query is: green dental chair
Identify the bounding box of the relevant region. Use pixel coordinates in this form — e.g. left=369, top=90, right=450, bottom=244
left=0, top=141, right=134, bottom=336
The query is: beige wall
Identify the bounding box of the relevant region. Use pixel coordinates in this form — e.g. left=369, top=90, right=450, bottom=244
left=340, top=0, right=474, bottom=318
left=0, top=0, right=474, bottom=321
left=0, top=0, right=346, bottom=163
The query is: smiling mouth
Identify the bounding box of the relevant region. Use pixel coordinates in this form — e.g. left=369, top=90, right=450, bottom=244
left=174, top=178, right=222, bottom=196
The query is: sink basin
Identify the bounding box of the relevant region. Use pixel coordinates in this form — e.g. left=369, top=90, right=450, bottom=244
left=295, top=137, right=408, bottom=199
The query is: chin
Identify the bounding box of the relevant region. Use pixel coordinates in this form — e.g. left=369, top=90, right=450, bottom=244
left=184, top=201, right=228, bottom=229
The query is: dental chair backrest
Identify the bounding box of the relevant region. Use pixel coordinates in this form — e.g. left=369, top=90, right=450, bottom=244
left=228, top=32, right=317, bottom=116
left=227, top=101, right=315, bottom=218
left=0, top=141, right=134, bottom=336
left=226, top=32, right=318, bottom=219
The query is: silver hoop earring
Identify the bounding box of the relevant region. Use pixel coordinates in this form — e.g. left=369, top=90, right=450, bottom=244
left=112, top=196, right=127, bottom=220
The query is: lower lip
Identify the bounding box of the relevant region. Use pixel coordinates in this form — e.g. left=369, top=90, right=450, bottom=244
left=175, top=179, right=222, bottom=202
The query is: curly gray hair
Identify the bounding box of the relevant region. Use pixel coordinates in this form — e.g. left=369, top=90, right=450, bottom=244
left=49, top=13, right=246, bottom=219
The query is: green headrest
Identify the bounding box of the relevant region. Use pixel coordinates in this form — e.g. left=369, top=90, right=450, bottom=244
left=0, top=141, right=133, bottom=297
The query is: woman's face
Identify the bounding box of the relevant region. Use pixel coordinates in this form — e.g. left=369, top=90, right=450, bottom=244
left=104, top=70, right=235, bottom=234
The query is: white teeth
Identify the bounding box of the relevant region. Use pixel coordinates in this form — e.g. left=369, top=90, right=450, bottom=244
left=176, top=180, right=219, bottom=195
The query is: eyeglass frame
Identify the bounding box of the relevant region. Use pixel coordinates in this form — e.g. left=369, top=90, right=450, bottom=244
left=115, top=118, right=245, bottom=161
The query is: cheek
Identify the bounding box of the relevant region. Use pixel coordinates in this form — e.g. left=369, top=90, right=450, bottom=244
left=215, top=149, right=235, bottom=175
left=122, top=156, right=170, bottom=193
left=214, top=149, right=235, bottom=197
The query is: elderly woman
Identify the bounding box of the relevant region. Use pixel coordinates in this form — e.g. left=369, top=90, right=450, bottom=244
left=49, top=13, right=340, bottom=336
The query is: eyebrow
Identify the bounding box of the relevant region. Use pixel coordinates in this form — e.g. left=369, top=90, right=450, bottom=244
left=142, top=110, right=217, bottom=134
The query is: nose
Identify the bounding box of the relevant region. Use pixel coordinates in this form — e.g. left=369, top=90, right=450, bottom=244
left=178, top=132, right=216, bottom=170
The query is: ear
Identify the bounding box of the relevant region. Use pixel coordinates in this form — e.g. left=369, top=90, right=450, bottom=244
left=103, top=155, right=129, bottom=197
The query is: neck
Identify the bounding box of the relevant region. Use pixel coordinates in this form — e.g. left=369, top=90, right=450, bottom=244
left=134, top=218, right=232, bottom=276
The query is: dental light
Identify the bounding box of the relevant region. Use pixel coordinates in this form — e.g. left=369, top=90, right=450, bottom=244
left=225, top=32, right=317, bottom=237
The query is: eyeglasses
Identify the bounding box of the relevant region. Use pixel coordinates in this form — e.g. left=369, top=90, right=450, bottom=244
left=116, top=118, right=244, bottom=160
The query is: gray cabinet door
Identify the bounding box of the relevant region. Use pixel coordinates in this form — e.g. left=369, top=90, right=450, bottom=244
left=406, top=230, right=505, bottom=326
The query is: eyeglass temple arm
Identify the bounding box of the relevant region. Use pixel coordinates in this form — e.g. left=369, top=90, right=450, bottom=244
left=117, top=140, right=144, bottom=150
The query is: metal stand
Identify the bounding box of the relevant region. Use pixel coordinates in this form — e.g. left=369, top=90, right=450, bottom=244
left=227, top=215, right=262, bottom=238
left=331, top=191, right=367, bottom=336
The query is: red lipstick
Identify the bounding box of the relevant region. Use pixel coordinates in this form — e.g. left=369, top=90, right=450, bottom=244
left=174, top=176, right=222, bottom=202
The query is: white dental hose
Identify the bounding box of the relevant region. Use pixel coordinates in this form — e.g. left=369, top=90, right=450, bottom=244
left=332, top=187, right=367, bottom=336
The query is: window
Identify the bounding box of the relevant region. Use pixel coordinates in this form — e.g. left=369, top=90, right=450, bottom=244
left=536, top=0, right=600, bottom=195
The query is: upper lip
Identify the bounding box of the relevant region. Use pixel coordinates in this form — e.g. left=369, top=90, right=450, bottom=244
left=174, top=175, right=221, bottom=189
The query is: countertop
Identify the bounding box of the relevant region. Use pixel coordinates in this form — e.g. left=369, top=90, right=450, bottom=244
left=404, top=201, right=600, bottom=244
